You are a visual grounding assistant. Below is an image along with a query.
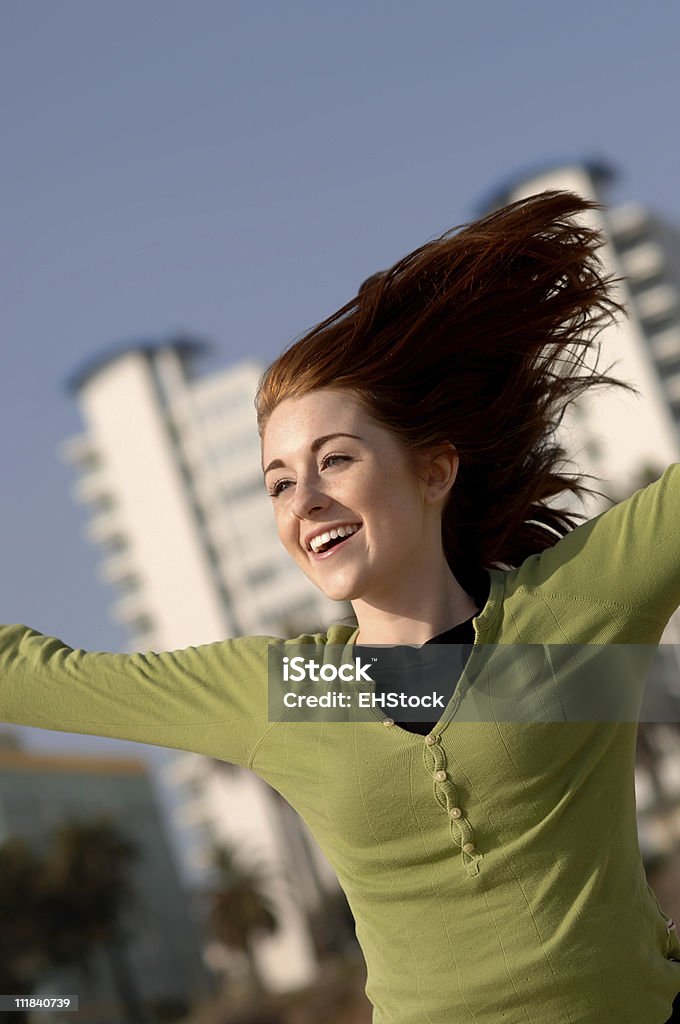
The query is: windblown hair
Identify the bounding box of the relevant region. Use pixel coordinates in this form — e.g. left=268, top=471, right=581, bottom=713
left=255, top=190, right=635, bottom=599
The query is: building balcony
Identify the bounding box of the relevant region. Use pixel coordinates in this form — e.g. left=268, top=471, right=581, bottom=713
left=58, top=433, right=101, bottom=470
left=618, top=242, right=665, bottom=283
left=607, top=201, right=649, bottom=242
left=110, top=591, right=151, bottom=626
left=71, top=470, right=113, bottom=507
left=663, top=371, right=680, bottom=404
left=98, top=550, right=138, bottom=585
left=635, top=284, right=679, bottom=324
left=651, top=327, right=680, bottom=363
left=163, top=750, right=209, bottom=785
left=173, top=800, right=212, bottom=828
left=85, top=508, right=126, bottom=545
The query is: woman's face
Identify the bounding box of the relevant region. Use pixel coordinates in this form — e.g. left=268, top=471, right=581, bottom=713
left=261, top=388, right=452, bottom=604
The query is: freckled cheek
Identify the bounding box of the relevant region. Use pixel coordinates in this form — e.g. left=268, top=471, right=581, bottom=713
left=275, top=518, right=295, bottom=551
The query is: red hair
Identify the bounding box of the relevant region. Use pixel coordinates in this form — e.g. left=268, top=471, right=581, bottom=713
left=255, top=191, right=634, bottom=598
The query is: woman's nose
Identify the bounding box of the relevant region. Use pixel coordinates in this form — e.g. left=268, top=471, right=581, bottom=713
left=291, top=477, right=329, bottom=518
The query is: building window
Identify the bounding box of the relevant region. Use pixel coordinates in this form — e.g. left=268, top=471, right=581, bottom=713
left=78, top=450, right=103, bottom=474
left=178, top=777, right=206, bottom=800
left=129, top=613, right=155, bottom=636
left=115, top=573, right=141, bottom=595
left=220, top=478, right=267, bottom=502
left=88, top=493, right=116, bottom=514
left=101, top=532, right=129, bottom=555
left=626, top=270, right=667, bottom=296
left=246, top=564, right=276, bottom=587
left=647, top=313, right=680, bottom=337
left=582, top=437, right=602, bottom=462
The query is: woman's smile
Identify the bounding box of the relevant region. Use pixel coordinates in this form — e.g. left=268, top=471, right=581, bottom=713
left=308, top=523, right=364, bottom=560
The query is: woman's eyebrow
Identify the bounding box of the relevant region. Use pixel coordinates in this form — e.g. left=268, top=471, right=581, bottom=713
left=262, top=433, right=363, bottom=477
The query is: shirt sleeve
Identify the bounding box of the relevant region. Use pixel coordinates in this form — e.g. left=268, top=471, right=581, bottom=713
left=514, top=461, right=680, bottom=634
left=0, top=624, right=277, bottom=768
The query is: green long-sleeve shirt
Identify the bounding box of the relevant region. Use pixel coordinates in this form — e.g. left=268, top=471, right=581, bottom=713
left=3, top=464, right=680, bottom=1022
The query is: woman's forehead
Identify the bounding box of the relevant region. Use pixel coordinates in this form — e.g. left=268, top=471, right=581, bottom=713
left=263, top=389, right=366, bottom=437
left=260, top=390, right=383, bottom=466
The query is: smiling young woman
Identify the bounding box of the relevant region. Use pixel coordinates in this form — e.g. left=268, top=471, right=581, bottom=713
left=260, top=387, right=479, bottom=641
left=2, top=191, right=680, bottom=1023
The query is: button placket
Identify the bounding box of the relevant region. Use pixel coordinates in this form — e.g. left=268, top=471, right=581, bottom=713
left=423, top=735, right=483, bottom=877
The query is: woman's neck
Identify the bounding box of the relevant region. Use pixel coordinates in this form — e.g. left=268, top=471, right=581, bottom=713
left=352, top=571, right=480, bottom=647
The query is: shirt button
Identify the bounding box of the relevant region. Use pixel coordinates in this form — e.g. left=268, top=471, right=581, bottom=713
left=424, top=733, right=438, bottom=746
left=434, top=770, right=447, bottom=782
left=462, top=842, right=476, bottom=855
left=383, top=718, right=395, bottom=727
left=449, top=807, right=463, bottom=819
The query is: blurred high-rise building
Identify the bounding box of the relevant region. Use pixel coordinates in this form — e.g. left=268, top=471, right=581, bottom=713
left=477, top=158, right=680, bottom=508
left=59, top=344, right=355, bottom=993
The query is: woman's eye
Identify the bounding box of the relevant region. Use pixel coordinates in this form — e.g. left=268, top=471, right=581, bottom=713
left=268, top=455, right=349, bottom=499
left=269, top=479, right=291, bottom=498
left=321, top=453, right=349, bottom=469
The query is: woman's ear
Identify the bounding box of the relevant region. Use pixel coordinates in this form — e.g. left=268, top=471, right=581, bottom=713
left=417, top=443, right=459, bottom=505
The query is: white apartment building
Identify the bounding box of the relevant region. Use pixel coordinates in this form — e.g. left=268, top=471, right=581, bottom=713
left=59, top=343, right=354, bottom=993
left=478, top=158, right=680, bottom=510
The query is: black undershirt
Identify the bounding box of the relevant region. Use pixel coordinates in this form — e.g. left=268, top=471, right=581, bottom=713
left=388, top=616, right=476, bottom=735
left=363, top=572, right=491, bottom=736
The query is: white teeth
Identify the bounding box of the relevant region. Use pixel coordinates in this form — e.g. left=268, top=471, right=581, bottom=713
left=309, top=523, right=360, bottom=552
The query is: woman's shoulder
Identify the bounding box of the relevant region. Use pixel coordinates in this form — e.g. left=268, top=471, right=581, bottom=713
left=502, top=462, right=680, bottom=636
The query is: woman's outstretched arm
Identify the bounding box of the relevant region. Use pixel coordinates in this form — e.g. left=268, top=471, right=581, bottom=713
left=508, top=460, right=680, bottom=641
left=0, top=625, right=279, bottom=768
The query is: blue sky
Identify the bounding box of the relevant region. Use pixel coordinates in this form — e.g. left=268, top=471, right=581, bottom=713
left=2, top=0, right=679, bottom=755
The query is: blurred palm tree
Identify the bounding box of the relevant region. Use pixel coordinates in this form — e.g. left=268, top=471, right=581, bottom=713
left=39, top=815, right=149, bottom=1023
left=0, top=817, right=147, bottom=1022
left=205, top=841, right=280, bottom=995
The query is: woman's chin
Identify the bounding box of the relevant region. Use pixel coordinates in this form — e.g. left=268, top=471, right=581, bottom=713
left=307, top=573, right=363, bottom=603
left=319, top=583, right=359, bottom=602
